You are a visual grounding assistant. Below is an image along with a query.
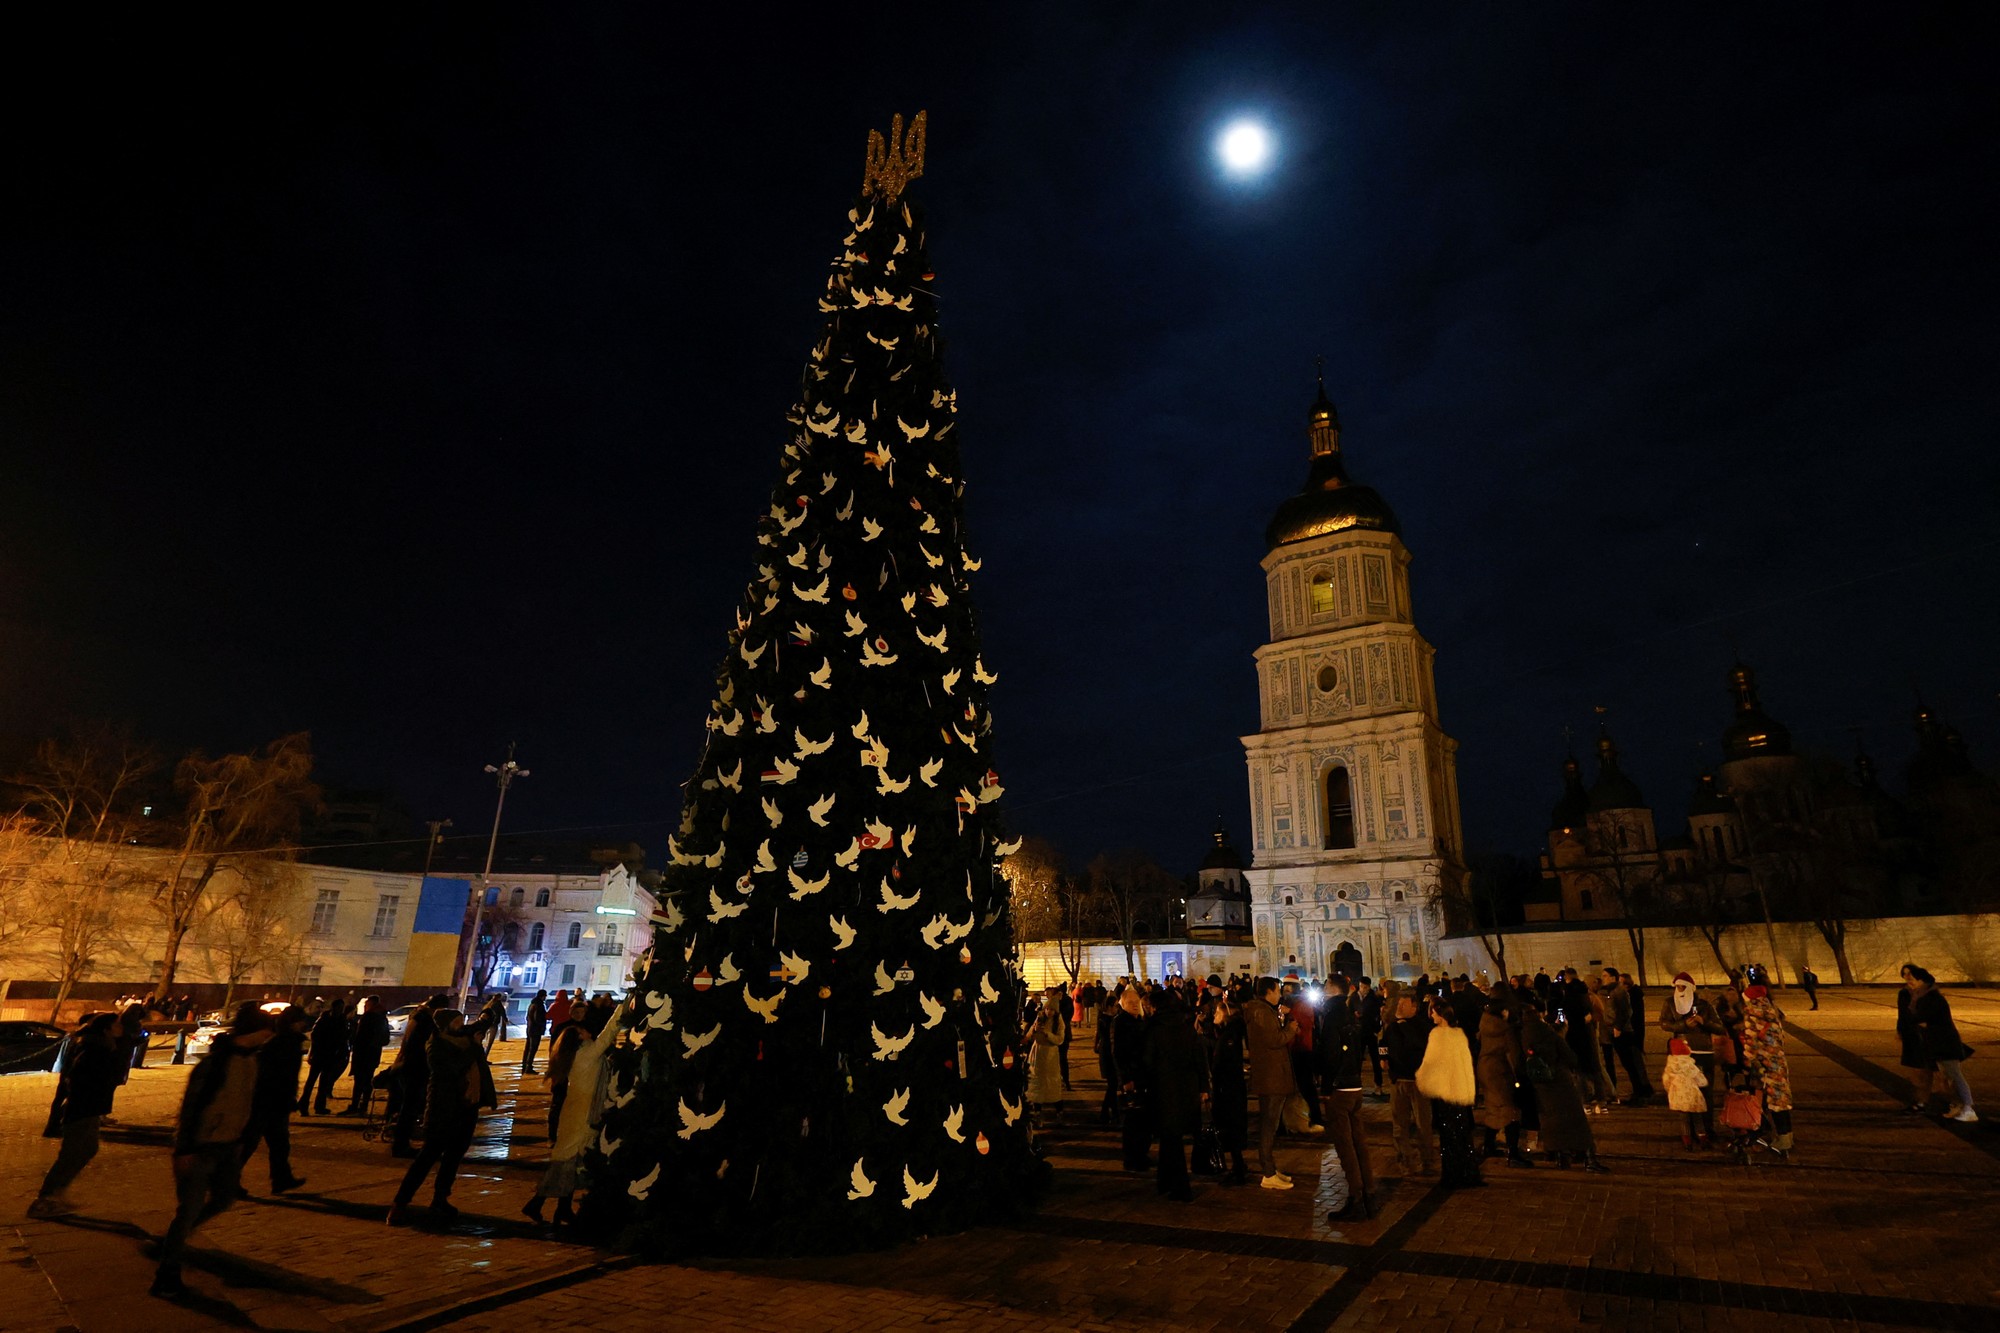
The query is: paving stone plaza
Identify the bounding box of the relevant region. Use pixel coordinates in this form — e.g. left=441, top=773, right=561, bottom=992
left=4, top=988, right=1997, bottom=1331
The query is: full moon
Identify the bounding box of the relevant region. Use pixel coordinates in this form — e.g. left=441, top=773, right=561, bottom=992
left=1217, top=119, right=1273, bottom=175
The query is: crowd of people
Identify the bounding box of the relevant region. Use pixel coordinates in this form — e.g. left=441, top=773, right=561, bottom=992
left=1019, top=957, right=1984, bottom=1222
left=16, top=964, right=1980, bottom=1298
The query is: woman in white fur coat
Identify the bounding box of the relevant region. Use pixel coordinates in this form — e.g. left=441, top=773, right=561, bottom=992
left=1416, top=996, right=1483, bottom=1189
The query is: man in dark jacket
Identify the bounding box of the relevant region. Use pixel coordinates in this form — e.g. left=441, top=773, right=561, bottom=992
left=522, top=989, right=548, bottom=1075
left=298, top=998, right=349, bottom=1115
left=151, top=1004, right=274, bottom=1299
left=241, top=1006, right=310, bottom=1193
left=1316, top=976, right=1378, bottom=1219
left=1601, top=968, right=1654, bottom=1103
left=388, top=997, right=446, bottom=1157
left=28, top=1013, right=124, bottom=1217
left=1381, top=991, right=1436, bottom=1175
left=1357, top=977, right=1385, bottom=1095
left=341, top=996, right=392, bottom=1115
left=387, top=1007, right=499, bottom=1224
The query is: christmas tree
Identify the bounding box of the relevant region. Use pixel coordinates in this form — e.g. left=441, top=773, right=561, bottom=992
left=586, top=112, right=1043, bottom=1254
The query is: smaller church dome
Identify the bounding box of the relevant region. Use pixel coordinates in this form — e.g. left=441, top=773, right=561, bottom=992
left=1721, top=662, right=1793, bottom=761
left=1549, top=754, right=1590, bottom=832
left=1587, top=728, right=1647, bottom=812
left=1199, top=821, right=1245, bottom=871
left=1688, top=772, right=1735, bottom=817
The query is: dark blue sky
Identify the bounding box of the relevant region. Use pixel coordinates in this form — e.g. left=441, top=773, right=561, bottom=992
left=2, top=6, right=1994, bottom=875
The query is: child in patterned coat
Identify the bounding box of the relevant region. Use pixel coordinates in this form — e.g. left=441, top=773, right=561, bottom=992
left=1663, top=1036, right=1710, bottom=1148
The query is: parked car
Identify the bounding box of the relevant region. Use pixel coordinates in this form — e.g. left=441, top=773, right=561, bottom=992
left=0, top=1021, right=69, bottom=1074
left=385, top=1004, right=423, bottom=1046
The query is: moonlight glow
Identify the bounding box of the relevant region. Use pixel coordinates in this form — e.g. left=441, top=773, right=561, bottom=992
left=1217, top=119, right=1273, bottom=175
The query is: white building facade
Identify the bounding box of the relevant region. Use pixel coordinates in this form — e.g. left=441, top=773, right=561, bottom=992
left=474, top=863, right=659, bottom=1000
left=1240, top=384, right=1466, bottom=982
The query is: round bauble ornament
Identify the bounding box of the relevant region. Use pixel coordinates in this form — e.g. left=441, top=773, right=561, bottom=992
left=841, top=583, right=858, bottom=601
left=959, top=946, right=972, bottom=965
left=693, top=968, right=714, bottom=992
left=1001, top=1048, right=1015, bottom=1071
left=818, top=986, right=832, bottom=1000
left=975, top=1132, right=990, bottom=1155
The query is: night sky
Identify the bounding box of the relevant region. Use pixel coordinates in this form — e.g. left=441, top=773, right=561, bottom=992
left=3, top=7, right=1994, bottom=874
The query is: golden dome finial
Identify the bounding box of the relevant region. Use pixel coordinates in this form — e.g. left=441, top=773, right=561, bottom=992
left=863, top=111, right=927, bottom=202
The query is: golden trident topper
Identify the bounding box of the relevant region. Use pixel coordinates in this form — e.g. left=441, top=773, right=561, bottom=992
left=863, top=110, right=926, bottom=202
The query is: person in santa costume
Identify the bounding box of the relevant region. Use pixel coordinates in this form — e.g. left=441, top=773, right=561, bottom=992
left=1656, top=972, right=1726, bottom=1144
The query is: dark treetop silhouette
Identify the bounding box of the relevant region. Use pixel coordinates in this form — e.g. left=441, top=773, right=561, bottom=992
left=585, top=113, right=1044, bottom=1253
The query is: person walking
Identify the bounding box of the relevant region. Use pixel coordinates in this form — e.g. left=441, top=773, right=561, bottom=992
left=298, top=997, right=349, bottom=1116
left=478, top=993, right=509, bottom=1054
left=1475, top=993, right=1530, bottom=1166
left=387, top=1000, right=442, bottom=1157
left=1056, top=984, right=1075, bottom=1092
left=1382, top=991, right=1437, bottom=1176
left=241, top=1006, right=311, bottom=1194
left=1112, top=984, right=1154, bottom=1172
left=521, top=990, right=548, bottom=1076
left=149, top=1005, right=273, bottom=1299
left=546, top=988, right=573, bottom=1030
left=1416, top=996, right=1481, bottom=1189
left=1896, top=964, right=1935, bottom=1113
left=1207, top=990, right=1251, bottom=1185
left=1247, top=976, right=1309, bottom=1190
left=1907, top=966, right=1977, bottom=1123
left=1799, top=966, right=1820, bottom=1010
left=1523, top=999, right=1608, bottom=1171
left=28, top=1013, right=124, bottom=1218
left=1027, top=991, right=1067, bottom=1140
left=523, top=998, right=627, bottom=1227
left=1318, top=976, right=1379, bottom=1220
left=342, top=996, right=391, bottom=1116
left=1146, top=988, right=1206, bottom=1202
left=387, top=1007, right=499, bottom=1224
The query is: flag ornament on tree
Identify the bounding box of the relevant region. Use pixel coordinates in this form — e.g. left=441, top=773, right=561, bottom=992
left=586, top=112, right=1043, bottom=1253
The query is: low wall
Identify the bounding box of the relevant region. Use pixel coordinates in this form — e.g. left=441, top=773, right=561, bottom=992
left=1438, top=912, right=2000, bottom=986
left=1016, top=939, right=1260, bottom=989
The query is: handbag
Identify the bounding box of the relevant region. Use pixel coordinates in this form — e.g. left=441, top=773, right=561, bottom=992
left=1523, top=1052, right=1555, bottom=1085
left=1712, top=1034, right=1739, bottom=1068
left=1722, top=1088, right=1762, bottom=1131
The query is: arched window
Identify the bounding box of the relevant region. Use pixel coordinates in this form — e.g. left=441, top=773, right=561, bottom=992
left=502, top=922, right=522, bottom=953
left=510, top=887, right=525, bottom=908
left=535, top=888, right=550, bottom=907
left=1580, top=889, right=1595, bottom=912
left=566, top=922, right=582, bottom=949
left=528, top=922, right=545, bottom=952
left=1309, top=572, right=1334, bottom=616
left=1324, top=766, right=1356, bottom=849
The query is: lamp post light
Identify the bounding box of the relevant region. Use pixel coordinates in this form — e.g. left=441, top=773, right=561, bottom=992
left=458, top=745, right=528, bottom=1013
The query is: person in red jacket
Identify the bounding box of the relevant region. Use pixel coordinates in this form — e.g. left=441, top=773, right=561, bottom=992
left=1288, top=988, right=1323, bottom=1128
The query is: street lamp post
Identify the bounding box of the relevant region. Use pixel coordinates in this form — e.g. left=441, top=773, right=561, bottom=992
left=458, top=745, right=528, bottom=1013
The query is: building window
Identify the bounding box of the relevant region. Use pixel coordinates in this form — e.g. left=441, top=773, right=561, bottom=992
left=535, top=888, right=550, bottom=907
left=363, top=966, right=386, bottom=984
left=566, top=922, right=582, bottom=949
left=528, top=922, right=545, bottom=952
left=1309, top=572, right=1334, bottom=616
left=525, top=965, right=540, bottom=987
left=485, top=885, right=500, bottom=905
left=297, top=964, right=323, bottom=988
left=510, top=887, right=525, bottom=908
left=309, top=889, right=339, bottom=935
left=371, top=894, right=401, bottom=938
left=1324, top=766, right=1356, bottom=849
left=1317, top=664, right=1338, bottom=693
left=1580, top=889, right=1595, bottom=912
left=1392, top=889, right=1405, bottom=902
left=561, top=963, right=576, bottom=985
left=502, top=922, right=522, bottom=953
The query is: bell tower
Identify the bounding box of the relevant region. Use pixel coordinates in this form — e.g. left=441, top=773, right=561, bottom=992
left=1240, top=376, right=1465, bottom=981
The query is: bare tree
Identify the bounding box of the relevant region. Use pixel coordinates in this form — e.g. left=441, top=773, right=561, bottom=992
left=15, top=730, right=157, bottom=1007
left=1589, top=820, right=1664, bottom=987
left=201, top=858, right=306, bottom=1013
left=1086, top=849, right=1178, bottom=975
left=1440, top=853, right=1536, bottom=980
left=1665, top=859, right=1741, bottom=979
left=0, top=813, right=44, bottom=955
left=152, top=733, right=320, bottom=991
left=467, top=897, right=530, bottom=997
left=1002, top=837, right=1109, bottom=985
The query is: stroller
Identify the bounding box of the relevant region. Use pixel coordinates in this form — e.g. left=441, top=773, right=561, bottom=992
left=1719, top=1068, right=1790, bottom=1166
left=361, top=1062, right=398, bottom=1143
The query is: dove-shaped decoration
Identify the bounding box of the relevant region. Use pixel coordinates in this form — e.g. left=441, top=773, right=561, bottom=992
left=680, top=1023, right=721, bottom=1055
left=873, top=959, right=897, bottom=996
left=878, top=878, right=921, bottom=913
left=793, top=575, right=830, bottom=604
left=918, top=757, right=943, bottom=787
left=708, top=889, right=747, bottom=923
left=900, top=1166, right=939, bottom=1209
left=627, top=1161, right=662, bottom=1199
left=677, top=1099, right=726, bottom=1140
left=830, top=916, right=857, bottom=950
left=900, top=825, right=918, bottom=855
left=919, top=991, right=946, bottom=1029
left=895, top=415, right=930, bottom=442
left=779, top=950, right=811, bottom=986
left=833, top=839, right=861, bottom=870
left=761, top=795, right=784, bottom=826
left=740, top=640, right=767, bottom=668
left=883, top=1087, right=911, bottom=1126
left=919, top=913, right=951, bottom=950
left=940, top=669, right=960, bottom=696
left=843, top=610, right=868, bottom=637
left=742, top=987, right=783, bottom=1024
left=916, top=624, right=947, bottom=652
left=972, top=658, right=998, bottom=685
left=858, top=640, right=898, bottom=667
left=787, top=865, right=829, bottom=900
left=846, top=1158, right=876, bottom=1201
left=870, top=1021, right=914, bottom=1061
left=876, top=769, right=911, bottom=796
left=659, top=897, right=684, bottom=933
left=979, top=972, right=1001, bottom=1005
left=998, top=1091, right=1022, bottom=1126
left=994, top=835, right=1023, bottom=857
left=808, top=659, right=833, bottom=688
left=864, top=817, right=895, bottom=847
left=767, top=758, right=799, bottom=786
left=860, top=517, right=884, bottom=542
left=786, top=543, right=809, bottom=570
left=717, top=954, right=742, bottom=984
left=850, top=709, right=873, bottom=741
left=717, top=758, right=744, bottom=790
left=794, top=728, right=834, bottom=759
left=753, top=840, right=778, bottom=875
left=919, top=542, right=943, bottom=568
left=943, top=1104, right=966, bottom=1143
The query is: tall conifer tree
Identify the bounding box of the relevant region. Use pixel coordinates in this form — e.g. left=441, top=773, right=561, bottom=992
left=588, top=113, right=1042, bottom=1252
